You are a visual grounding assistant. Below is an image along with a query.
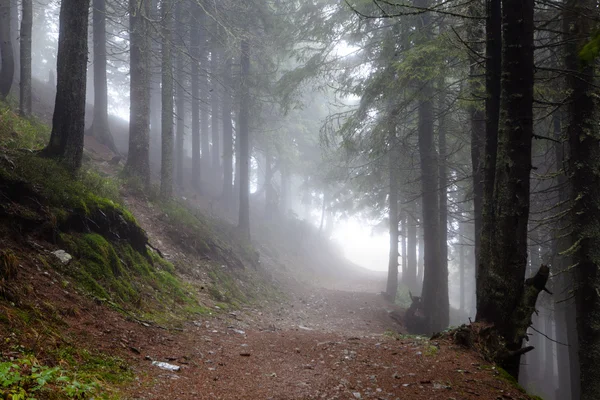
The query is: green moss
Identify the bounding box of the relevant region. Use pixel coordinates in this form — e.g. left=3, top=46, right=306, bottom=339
left=496, top=367, right=528, bottom=393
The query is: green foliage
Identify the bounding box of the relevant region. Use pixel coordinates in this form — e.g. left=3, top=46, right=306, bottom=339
left=580, top=31, right=600, bottom=63
left=0, top=356, right=99, bottom=399
left=394, top=284, right=412, bottom=308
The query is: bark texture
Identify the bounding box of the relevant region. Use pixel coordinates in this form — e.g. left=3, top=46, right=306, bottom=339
left=476, top=0, right=535, bottom=378
left=221, top=57, right=234, bottom=205
left=43, top=0, right=90, bottom=172
left=189, top=2, right=201, bottom=191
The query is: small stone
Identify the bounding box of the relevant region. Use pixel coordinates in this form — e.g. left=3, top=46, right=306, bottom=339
left=52, top=250, right=72, bottom=265
left=240, top=352, right=251, bottom=357
left=352, top=392, right=361, bottom=399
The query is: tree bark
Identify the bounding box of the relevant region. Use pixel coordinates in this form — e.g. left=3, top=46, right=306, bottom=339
left=406, top=202, right=418, bottom=292
left=125, top=0, right=151, bottom=186
left=564, top=1, right=600, bottom=398
left=19, top=0, right=32, bottom=116
left=189, top=2, right=201, bottom=191
left=159, top=0, right=173, bottom=199
left=43, top=0, right=90, bottom=172
left=149, top=0, right=161, bottom=146
left=438, top=81, right=449, bottom=316
left=238, top=39, right=251, bottom=240
left=0, top=0, right=14, bottom=99
left=91, top=0, right=117, bottom=153
left=475, top=0, right=535, bottom=378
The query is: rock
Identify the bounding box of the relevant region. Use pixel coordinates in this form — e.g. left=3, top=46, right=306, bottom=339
left=352, top=392, right=361, bottom=399
left=151, top=361, right=181, bottom=372
left=231, top=329, right=245, bottom=335
left=52, top=250, right=72, bottom=265
left=240, top=352, right=251, bottom=357
left=298, top=325, right=313, bottom=331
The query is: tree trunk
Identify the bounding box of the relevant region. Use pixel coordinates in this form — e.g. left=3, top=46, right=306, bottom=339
left=200, top=25, right=210, bottom=185
left=406, top=202, right=418, bottom=293
left=417, top=222, right=424, bottom=292
left=468, top=0, right=485, bottom=266
left=210, top=23, right=221, bottom=187
left=221, top=56, right=233, bottom=205
left=387, top=142, right=399, bottom=301
left=43, top=0, right=90, bottom=172
left=477, top=0, right=501, bottom=309
left=19, top=0, right=31, bottom=116
left=149, top=0, right=161, bottom=146
left=10, top=0, right=18, bottom=80
left=438, top=81, right=449, bottom=316
left=459, top=217, right=466, bottom=313
left=91, top=0, right=117, bottom=153
left=0, top=0, right=14, bottom=99
left=237, top=39, right=251, bottom=240
left=159, top=0, right=173, bottom=199
left=125, top=0, right=151, bottom=186
left=475, top=0, right=535, bottom=378
left=189, top=2, right=202, bottom=191
left=265, top=147, right=276, bottom=217
left=564, top=1, right=600, bottom=398
left=401, top=213, right=407, bottom=285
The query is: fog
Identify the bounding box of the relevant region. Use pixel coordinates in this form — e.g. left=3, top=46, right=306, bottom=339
left=5, top=0, right=590, bottom=398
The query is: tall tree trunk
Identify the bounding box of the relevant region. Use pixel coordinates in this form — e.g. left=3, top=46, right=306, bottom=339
left=477, top=0, right=502, bottom=309
left=159, top=0, right=173, bottom=199
left=438, top=82, right=449, bottom=314
left=210, top=23, right=221, bottom=187
left=415, top=0, right=447, bottom=334
left=417, top=222, right=424, bottom=292
left=43, top=0, right=90, bottom=172
left=149, top=0, right=161, bottom=146
left=476, top=0, right=535, bottom=378
left=237, top=39, right=251, bottom=240
left=264, top=148, right=276, bottom=217
left=189, top=3, right=201, bottom=191
left=459, top=217, right=466, bottom=313
left=401, top=213, right=407, bottom=285
left=221, top=57, right=233, bottom=205
left=10, top=0, right=18, bottom=80
left=387, top=143, right=399, bottom=301
left=468, top=0, right=485, bottom=266
left=125, top=0, right=151, bottom=185
left=19, top=0, right=31, bottom=116
left=0, top=0, right=14, bottom=99
left=200, top=25, right=210, bottom=185
left=564, top=1, right=600, bottom=398
left=91, top=0, right=117, bottom=153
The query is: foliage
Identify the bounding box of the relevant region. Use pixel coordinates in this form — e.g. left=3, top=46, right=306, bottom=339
left=0, top=102, right=50, bottom=150
left=0, top=356, right=99, bottom=399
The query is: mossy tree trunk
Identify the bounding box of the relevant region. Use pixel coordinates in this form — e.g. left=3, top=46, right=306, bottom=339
left=43, top=0, right=90, bottom=172
left=125, top=0, right=151, bottom=186
left=0, top=0, right=14, bottom=99
left=91, top=0, right=117, bottom=153
left=475, top=0, right=536, bottom=379
left=159, top=0, right=173, bottom=199
left=564, top=1, right=600, bottom=398
left=19, top=0, right=32, bottom=116
left=238, top=39, right=251, bottom=240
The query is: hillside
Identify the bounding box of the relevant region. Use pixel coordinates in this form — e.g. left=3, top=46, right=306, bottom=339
left=0, top=104, right=538, bottom=399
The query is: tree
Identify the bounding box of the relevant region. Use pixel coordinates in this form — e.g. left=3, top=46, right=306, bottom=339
left=476, top=0, right=537, bottom=378
left=238, top=39, right=251, bottom=240
left=0, top=0, right=14, bottom=99
left=91, top=0, right=118, bottom=152
left=160, top=0, right=173, bottom=199
left=221, top=56, right=234, bottom=205
left=19, top=0, right=32, bottom=116
left=565, top=1, right=600, bottom=398
left=210, top=21, right=221, bottom=187
left=189, top=2, right=202, bottom=191
left=125, top=0, right=151, bottom=185
left=175, top=1, right=186, bottom=190
left=43, top=0, right=90, bottom=172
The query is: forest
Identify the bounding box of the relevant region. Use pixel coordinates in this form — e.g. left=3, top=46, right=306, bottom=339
left=0, top=0, right=597, bottom=399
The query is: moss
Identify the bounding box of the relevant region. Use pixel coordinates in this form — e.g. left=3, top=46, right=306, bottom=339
left=496, top=367, right=528, bottom=393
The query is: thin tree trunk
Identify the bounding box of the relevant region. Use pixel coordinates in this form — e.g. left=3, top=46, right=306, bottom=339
left=43, top=0, right=90, bottom=172
left=210, top=22, right=221, bottom=186
left=401, top=213, right=407, bottom=285
left=200, top=24, right=210, bottom=184
left=459, top=217, right=466, bottom=313
left=221, top=56, right=233, bottom=205
left=159, top=0, right=173, bottom=199
left=387, top=143, right=399, bottom=301
left=237, top=39, right=251, bottom=240
left=149, top=0, right=161, bottom=146
left=438, top=81, right=449, bottom=317
left=265, top=148, right=276, bottom=217
left=0, top=0, right=14, bottom=99
left=125, top=0, right=151, bottom=185
left=189, top=2, right=201, bottom=190
left=19, top=0, right=31, bottom=116
left=406, top=202, right=418, bottom=293
left=91, top=0, right=117, bottom=153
